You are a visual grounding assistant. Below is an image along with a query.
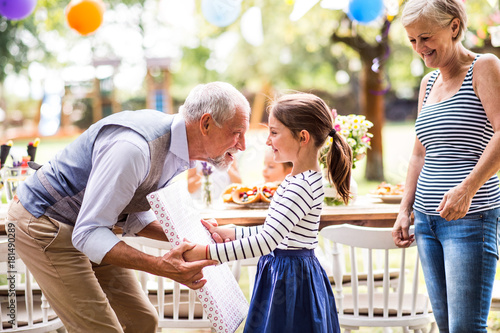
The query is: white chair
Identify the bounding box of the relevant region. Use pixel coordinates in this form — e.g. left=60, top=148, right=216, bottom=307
left=491, top=280, right=500, bottom=311
left=320, top=225, right=436, bottom=333
left=0, top=238, right=65, bottom=332
left=122, top=237, right=213, bottom=331
left=318, top=236, right=400, bottom=290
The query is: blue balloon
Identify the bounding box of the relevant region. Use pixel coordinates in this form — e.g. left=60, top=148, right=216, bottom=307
left=201, top=0, right=241, bottom=28
left=348, top=0, right=384, bottom=24
left=0, top=0, right=37, bottom=21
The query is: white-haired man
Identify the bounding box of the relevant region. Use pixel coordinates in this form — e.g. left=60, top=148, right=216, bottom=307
left=8, top=81, right=250, bottom=332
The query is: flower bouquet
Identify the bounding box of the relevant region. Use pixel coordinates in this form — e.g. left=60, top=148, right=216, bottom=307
left=320, top=111, right=373, bottom=206
left=319, top=111, right=373, bottom=170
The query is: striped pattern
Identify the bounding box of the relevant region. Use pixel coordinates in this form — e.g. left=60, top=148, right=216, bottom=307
left=414, top=55, right=500, bottom=215
left=209, top=170, right=324, bottom=263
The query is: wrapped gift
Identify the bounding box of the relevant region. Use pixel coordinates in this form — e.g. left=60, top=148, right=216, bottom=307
left=148, top=181, right=249, bottom=333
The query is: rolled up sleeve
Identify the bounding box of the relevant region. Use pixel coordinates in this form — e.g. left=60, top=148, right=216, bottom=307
left=120, top=210, right=157, bottom=237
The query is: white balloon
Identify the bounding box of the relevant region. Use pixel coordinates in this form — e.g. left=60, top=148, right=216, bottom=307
left=384, top=0, right=399, bottom=16
left=320, top=0, right=349, bottom=11
left=290, top=0, right=319, bottom=21
left=487, top=0, right=498, bottom=9
left=240, top=7, right=263, bottom=46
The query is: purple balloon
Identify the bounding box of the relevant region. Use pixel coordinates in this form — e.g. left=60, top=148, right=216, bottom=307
left=0, top=0, right=37, bottom=21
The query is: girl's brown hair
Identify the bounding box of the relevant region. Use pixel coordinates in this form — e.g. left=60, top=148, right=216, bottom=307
left=268, top=93, right=353, bottom=204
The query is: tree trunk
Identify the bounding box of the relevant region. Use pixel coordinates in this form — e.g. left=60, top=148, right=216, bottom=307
left=361, top=61, right=385, bottom=181
left=331, top=18, right=392, bottom=182
left=250, top=81, right=273, bottom=128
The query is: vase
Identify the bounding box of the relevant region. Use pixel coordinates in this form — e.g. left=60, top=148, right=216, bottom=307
left=322, top=169, right=358, bottom=205
left=201, top=177, right=213, bottom=209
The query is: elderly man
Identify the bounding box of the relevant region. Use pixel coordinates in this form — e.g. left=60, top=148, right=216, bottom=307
left=8, top=82, right=251, bottom=332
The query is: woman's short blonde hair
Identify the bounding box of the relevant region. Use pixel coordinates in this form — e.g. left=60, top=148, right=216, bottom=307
left=401, top=0, right=467, bottom=41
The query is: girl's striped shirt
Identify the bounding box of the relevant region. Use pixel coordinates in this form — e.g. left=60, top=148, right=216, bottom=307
left=208, top=170, right=324, bottom=263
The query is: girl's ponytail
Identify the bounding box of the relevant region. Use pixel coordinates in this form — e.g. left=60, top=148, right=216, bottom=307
left=326, top=131, right=353, bottom=204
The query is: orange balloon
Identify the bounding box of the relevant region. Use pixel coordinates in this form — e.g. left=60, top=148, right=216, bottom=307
left=65, top=0, right=105, bottom=36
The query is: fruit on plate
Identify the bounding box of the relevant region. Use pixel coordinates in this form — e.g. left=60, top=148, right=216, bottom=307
left=232, top=185, right=261, bottom=204
left=371, top=182, right=404, bottom=195
left=260, top=183, right=278, bottom=203
left=222, top=184, right=240, bottom=203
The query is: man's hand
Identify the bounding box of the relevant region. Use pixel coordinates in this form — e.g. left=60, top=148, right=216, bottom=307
left=154, top=242, right=217, bottom=289
left=201, top=219, right=234, bottom=243
left=102, top=241, right=217, bottom=290
left=436, top=184, right=473, bottom=221
left=392, top=214, right=414, bottom=248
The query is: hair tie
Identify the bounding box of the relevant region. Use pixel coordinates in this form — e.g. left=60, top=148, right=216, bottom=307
left=328, top=129, right=336, bottom=137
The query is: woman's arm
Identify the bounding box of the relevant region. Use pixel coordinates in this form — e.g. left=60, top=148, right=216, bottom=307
left=393, top=74, right=430, bottom=247
left=392, top=138, right=425, bottom=247
left=436, top=54, right=500, bottom=221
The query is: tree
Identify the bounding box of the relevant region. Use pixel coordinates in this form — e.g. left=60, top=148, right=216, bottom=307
left=331, top=16, right=394, bottom=181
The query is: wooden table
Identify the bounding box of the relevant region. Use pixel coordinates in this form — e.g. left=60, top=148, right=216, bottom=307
left=201, top=196, right=402, bottom=229
left=0, top=196, right=402, bottom=236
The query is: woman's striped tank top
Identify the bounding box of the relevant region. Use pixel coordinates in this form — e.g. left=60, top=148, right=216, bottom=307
left=414, top=54, right=500, bottom=215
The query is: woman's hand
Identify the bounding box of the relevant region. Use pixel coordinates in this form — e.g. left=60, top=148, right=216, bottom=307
left=201, top=219, right=234, bottom=243
left=437, top=184, right=473, bottom=221
left=392, top=213, right=415, bottom=248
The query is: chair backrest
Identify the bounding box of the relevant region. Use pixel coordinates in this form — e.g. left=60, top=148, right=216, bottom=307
left=0, top=238, right=64, bottom=332
left=122, top=237, right=213, bottom=330
left=320, top=224, right=434, bottom=329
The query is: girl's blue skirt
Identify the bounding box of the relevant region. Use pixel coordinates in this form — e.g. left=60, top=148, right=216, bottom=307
left=243, top=249, right=340, bottom=333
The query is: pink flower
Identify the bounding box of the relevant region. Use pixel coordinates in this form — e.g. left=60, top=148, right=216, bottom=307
left=331, top=109, right=338, bottom=119
left=334, top=124, right=341, bottom=131
left=361, top=136, right=371, bottom=143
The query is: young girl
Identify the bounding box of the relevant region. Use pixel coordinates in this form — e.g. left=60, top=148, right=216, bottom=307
left=184, top=93, right=352, bottom=333
left=262, top=147, right=293, bottom=184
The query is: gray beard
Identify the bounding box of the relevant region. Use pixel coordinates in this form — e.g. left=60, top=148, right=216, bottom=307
left=207, top=154, right=231, bottom=171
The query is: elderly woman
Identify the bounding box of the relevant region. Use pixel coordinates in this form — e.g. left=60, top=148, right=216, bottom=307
left=392, top=0, right=500, bottom=331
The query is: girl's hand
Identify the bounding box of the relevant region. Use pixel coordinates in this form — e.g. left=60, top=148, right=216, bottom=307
left=201, top=219, right=234, bottom=243
left=182, top=240, right=210, bottom=262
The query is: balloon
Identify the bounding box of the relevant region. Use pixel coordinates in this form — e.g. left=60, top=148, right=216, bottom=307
left=240, top=7, right=263, bottom=46
left=201, top=0, right=241, bottom=28
left=0, top=0, right=37, bottom=21
left=65, top=0, right=105, bottom=36
left=347, top=0, right=384, bottom=24
left=289, top=0, right=319, bottom=21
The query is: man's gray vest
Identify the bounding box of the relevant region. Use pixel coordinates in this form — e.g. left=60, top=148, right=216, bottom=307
left=18, top=109, right=174, bottom=226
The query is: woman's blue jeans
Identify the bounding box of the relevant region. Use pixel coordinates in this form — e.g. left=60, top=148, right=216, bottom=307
left=414, top=208, right=500, bottom=333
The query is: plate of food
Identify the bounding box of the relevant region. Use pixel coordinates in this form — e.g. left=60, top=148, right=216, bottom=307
left=369, top=182, right=404, bottom=204
left=224, top=202, right=270, bottom=210
left=222, top=183, right=278, bottom=208
left=371, top=194, right=403, bottom=204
